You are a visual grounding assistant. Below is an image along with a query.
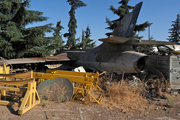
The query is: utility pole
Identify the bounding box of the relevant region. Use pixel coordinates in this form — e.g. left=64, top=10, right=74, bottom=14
left=148, top=26, right=150, bottom=40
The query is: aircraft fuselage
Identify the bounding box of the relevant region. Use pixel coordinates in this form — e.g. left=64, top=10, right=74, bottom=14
left=66, top=43, right=148, bottom=73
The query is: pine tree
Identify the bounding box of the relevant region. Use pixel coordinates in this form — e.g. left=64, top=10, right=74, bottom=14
left=84, top=26, right=96, bottom=49
left=106, top=0, right=133, bottom=36
left=0, top=0, right=53, bottom=59
left=106, top=0, right=151, bottom=37
left=77, top=26, right=96, bottom=49
left=65, top=0, right=86, bottom=49
left=50, top=21, right=64, bottom=54
left=167, top=14, right=180, bottom=42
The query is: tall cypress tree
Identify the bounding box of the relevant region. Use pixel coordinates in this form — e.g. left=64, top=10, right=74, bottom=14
left=0, top=0, right=53, bottom=59
left=65, top=0, right=86, bottom=49
left=167, top=14, right=180, bottom=42
left=106, top=0, right=151, bottom=37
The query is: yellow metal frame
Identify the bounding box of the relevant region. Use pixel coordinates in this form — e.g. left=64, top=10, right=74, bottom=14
left=0, top=75, right=40, bottom=115
left=34, top=69, right=104, bottom=104
left=71, top=83, right=104, bottom=104
left=0, top=64, right=10, bottom=79
left=0, top=69, right=104, bottom=104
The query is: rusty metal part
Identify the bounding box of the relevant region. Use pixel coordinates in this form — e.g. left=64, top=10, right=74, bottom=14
left=31, top=53, right=70, bottom=61
left=0, top=53, right=70, bottom=65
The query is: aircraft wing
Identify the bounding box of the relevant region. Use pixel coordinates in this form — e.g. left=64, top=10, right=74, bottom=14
left=0, top=53, right=70, bottom=65
left=99, top=36, right=129, bottom=44
left=130, top=40, right=180, bottom=45
left=99, top=36, right=180, bottom=45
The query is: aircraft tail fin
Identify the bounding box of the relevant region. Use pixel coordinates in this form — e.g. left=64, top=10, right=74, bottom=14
left=99, top=2, right=180, bottom=46
left=112, top=2, right=142, bottom=37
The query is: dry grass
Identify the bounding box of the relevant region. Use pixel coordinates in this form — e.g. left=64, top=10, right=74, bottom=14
left=99, top=73, right=177, bottom=113
left=102, top=81, right=148, bottom=110
left=39, top=82, right=69, bottom=102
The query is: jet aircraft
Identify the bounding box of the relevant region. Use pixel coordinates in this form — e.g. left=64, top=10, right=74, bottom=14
left=63, top=2, right=179, bottom=73
left=0, top=2, right=179, bottom=74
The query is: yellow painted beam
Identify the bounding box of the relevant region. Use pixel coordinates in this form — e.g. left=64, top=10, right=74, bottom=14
left=33, top=72, right=97, bottom=84
left=46, top=69, right=99, bottom=83
left=0, top=100, right=20, bottom=106
left=0, top=78, right=34, bottom=87
left=0, top=86, right=26, bottom=92
left=0, top=71, right=33, bottom=79
left=18, top=81, right=40, bottom=115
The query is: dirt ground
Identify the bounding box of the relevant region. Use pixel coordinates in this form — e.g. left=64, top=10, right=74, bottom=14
left=0, top=70, right=179, bottom=120
left=0, top=95, right=180, bottom=120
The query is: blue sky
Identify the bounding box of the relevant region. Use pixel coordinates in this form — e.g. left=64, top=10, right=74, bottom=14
left=27, top=0, right=180, bottom=46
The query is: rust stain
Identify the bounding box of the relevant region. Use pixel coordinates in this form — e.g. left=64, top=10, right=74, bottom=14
left=30, top=54, right=70, bottom=61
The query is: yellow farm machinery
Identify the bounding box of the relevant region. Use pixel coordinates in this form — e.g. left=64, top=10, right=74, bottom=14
left=0, top=63, right=104, bottom=115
